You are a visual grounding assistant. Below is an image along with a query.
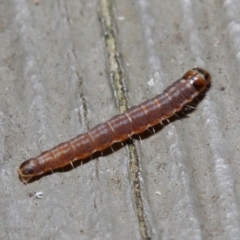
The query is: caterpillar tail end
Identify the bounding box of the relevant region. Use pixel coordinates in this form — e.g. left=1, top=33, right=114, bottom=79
left=18, top=158, right=37, bottom=184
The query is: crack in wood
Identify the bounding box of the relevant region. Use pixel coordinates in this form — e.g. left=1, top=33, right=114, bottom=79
left=98, top=1, right=150, bottom=239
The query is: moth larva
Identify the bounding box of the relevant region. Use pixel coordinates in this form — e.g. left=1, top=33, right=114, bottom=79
left=18, top=68, right=211, bottom=184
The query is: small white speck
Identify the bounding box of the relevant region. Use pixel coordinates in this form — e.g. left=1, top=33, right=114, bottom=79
left=30, top=191, right=43, bottom=199
left=35, top=191, right=43, bottom=199
left=118, top=16, right=125, bottom=21
left=147, top=78, right=155, bottom=86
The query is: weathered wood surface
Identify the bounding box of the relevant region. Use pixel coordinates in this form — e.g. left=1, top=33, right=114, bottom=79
left=1, top=1, right=240, bottom=239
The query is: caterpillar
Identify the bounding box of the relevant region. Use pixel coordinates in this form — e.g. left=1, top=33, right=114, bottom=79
left=18, top=68, right=211, bottom=184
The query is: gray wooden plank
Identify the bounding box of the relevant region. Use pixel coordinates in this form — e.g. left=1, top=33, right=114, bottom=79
left=1, top=0, right=240, bottom=240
